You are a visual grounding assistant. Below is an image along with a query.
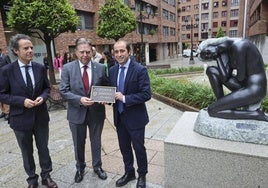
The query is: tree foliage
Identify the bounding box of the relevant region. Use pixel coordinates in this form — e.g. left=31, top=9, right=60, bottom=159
left=7, top=0, right=79, bottom=84
left=97, top=0, right=137, bottom=41
left=216, top=27, right=225, bottom=38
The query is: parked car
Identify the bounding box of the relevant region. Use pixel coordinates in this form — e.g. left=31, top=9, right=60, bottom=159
left=182, top=49, right=198, bottom=57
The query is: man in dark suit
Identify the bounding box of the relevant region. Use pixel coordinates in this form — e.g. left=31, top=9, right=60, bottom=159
left=60, top=38, right=108, bottom=183
left=109, top=40, right=151, bottom=188
left=0, top=34, right=57, bottom=188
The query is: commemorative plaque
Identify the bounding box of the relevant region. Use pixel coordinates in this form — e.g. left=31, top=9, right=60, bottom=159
left=91, top=86, right=116, bottom=103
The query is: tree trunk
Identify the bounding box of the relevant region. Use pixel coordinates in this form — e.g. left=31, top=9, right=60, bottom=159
left=44, top=33, right=56, bottom=84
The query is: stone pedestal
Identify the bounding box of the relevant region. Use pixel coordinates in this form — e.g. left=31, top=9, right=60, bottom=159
left=194, top=109, right=268, bottom=145
left=164, top=112, right=268, bottom=188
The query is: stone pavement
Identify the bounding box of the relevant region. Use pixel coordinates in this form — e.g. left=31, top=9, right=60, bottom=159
left=0, top=98, right=183, bottom=188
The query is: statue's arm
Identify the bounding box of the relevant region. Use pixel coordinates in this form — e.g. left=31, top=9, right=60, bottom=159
left=216, top=55, right=232, bottom=83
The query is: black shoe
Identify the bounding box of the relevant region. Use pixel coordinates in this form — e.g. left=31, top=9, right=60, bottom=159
left=116, top=172, right=136, bottom=187
left=94, top=167, right=107, bottom=180
left=136, top=175, right=146, bottom=188
left=41, top=177, right=58, bottom=188
left=0, top=112, right=5, bottom=118
left=74, top=170, right=84, bottom=183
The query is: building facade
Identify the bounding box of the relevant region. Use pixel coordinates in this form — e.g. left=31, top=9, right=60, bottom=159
left=0, top=0, right=267, bottom=63
left=179, top=0, right=246, bottom=51
left=246, top=0, right=268, bottom=62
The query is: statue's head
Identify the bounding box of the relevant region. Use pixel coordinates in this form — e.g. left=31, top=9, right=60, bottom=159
left=197, top=37, right=229, bottom=61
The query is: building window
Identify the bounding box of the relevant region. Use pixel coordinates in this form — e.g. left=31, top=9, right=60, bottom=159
left=170, top=0, right=175, bottom=6
left=229, top=30, right=238, bottom=37
left=201, top=13, right=209, bottom=20
left=163, top=26, right=169, bottom=36
left=222, top=11, right=227, bottom=17
left=186, top=5, right=191, bottom=12
left=230, top=9, right=239, bottom=17
left=222, top=1, right=227, bottom=6
left=170, top=12, right=175, bottom=22
left=202, top=3, right=209, bottom=10
left=213, top=2, right=219, bottom=8
left=221, top=21, right=227, bottom=27
left=163, top=9, right=169, bottom=20
left=76, top=10, right=94, bottom=30
left=194, top=4, right=199, bottom=9
left=213, top=22, right=218, bottom=28
left=230, top=20, right=238, bottom=27
left=170, top=28, right=176, bottom=36
left=201, top=23, right=209, bottom=30
left=231, top=0, right=239, bottom=6
left=213, top=12, right=219, bottom=18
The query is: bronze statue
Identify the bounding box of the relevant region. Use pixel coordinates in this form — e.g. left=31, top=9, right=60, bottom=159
left=198, top=37, right=268, bottom=122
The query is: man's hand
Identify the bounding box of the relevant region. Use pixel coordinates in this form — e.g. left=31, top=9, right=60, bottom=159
left=80, top=97, right=94, bottom=106
left=34, top=97, right=44, bottom=106
left=24, top=98, right=36, bottom=108
left=115, top=92, right=124, bottom=101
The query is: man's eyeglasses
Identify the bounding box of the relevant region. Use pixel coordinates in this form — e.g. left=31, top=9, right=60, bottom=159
left=79, top=51, right=91, bottom=55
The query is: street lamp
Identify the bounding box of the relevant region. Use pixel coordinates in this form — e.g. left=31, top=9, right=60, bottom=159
left=135, top=0, right=152, bottom=65
left=185, top=17, right=199, bottom=64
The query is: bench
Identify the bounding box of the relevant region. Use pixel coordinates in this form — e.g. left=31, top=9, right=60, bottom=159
left=47, top=84, right=66, bottom=111
left=146, top=64, right=171, bottom=69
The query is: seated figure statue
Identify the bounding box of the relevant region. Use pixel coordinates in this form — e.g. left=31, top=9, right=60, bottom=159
left=198, top=37, right=268, bottom=122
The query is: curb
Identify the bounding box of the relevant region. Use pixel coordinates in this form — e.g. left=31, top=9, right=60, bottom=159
left=152, top=93, right=199, bottom=112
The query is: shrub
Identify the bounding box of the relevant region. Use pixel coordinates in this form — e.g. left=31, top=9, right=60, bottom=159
left=149, top=71, right=268, bottom=112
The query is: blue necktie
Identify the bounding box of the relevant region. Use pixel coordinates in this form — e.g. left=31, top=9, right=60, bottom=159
left=118, top=66, right=125, bottom=113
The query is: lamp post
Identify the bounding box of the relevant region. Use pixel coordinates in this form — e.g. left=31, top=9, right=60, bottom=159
left=185, top=17, right=199, bottom=64
left=135, top=0, right=152, bottom=65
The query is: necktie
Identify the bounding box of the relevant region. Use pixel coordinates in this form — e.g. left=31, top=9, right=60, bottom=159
left=118, top=66, right=125, bottom=113
left=83, top=65, right=90, bottom=93
left=25, top=65, right=33, bottom=94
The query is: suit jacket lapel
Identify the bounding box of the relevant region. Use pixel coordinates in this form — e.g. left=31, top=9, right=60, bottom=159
left=91, top=61, right=97, bottom=85
left=75, top=60, right=89, bottom=95
left=124, top=61, right=134, bottom=92
left=13, top=61, right=29, bottom=93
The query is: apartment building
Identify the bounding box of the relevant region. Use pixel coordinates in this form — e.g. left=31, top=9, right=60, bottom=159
left=0, top=0, right=267, bottom=63
left=0, top=0, right=179, bottom=64
left=179, top=0, right=246, bottom=51
left=246, top=0, right=268, bottom=61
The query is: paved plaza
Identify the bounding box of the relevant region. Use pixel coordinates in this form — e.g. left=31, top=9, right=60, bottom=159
left=0, top=56, right=210, bottom=188
left=0, top=98, right=183, bottom=188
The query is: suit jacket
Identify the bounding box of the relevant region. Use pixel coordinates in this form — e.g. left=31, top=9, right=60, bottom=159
left=60, top=60, right=108, bottom=124
left=109, top=58, right=151, bottom=130
left=0, top=61, right=50, bottom=130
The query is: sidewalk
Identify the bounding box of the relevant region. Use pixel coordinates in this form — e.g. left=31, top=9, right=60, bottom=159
left=0, top=98, right=183, bottom=188
left=148, top=55, right=216, bottom=69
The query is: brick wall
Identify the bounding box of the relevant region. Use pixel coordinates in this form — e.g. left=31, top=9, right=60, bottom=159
left=0, top=14, right=8, bottom=51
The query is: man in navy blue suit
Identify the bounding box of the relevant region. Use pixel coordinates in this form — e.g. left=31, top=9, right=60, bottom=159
left=0, top=34, right=57, bottom=188
left=109, top=40, right=151, bottom=188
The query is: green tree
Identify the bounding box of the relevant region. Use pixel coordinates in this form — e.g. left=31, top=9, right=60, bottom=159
left=7, top=0, right=79, bottom=84
left=216, top=27, right=225, bottom=38
left=97, top=0, right=137, bottom=41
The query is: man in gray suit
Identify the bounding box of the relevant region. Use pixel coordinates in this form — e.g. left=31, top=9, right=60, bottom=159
left=60, top=38, right=108, bottom=183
